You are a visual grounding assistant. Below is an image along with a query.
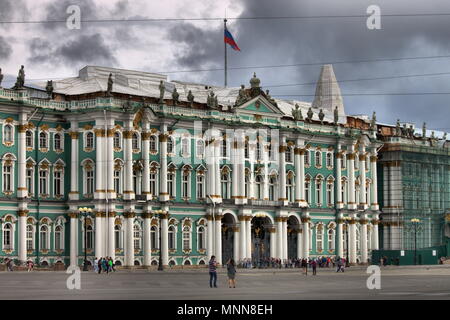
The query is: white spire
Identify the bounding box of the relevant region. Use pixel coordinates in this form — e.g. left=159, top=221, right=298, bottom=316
left=312, top=64, right=345, bottom=116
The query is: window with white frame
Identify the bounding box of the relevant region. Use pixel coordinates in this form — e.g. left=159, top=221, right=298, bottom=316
left=132, top=132, right=140, bottom=151
left=269, top=175, right=277, bottom=201
left=244, top=171, right=250, bottom=198
left=326, top=152, right=333, bottom=168
left=168, top=225, right=176, bottom=250
left=114, top=169, right=122, bottom=195
left=54, top=225, right=64, bottom=250
left=83, top=161, right=95, bottom=195
left=86, top=224, right=93, bottom=249
left=54, top=133, right=62, bottom=151
left=26, top=130, right=33, bottom=149
left=133, top=224, right=141, bottom=250
left=221, top=169, right=230, bottom=199
left=39, top=167, right=49, bottom=196
left=196, top=139, right=204, bottom=158
left=182, top=170, right=190, bottom=199
left=181, top=138, right=190, bottom=156
left=39, top=225, right=49, bottom=250
left=53, top=168, right=63, bottom=197
left=113, top=131, right=121, bottom=149
left=85, top=131, right=94, bottom=150
left=256, top=143, right=262, bottom=161
left=26, top=166, right=33, bottom=196
left=167, top=137, right=174, bottom=154
left=26, top=224, right=34, bottom=250
left=149, top=135, right=157, bottom=153
left=39, top=132, right=48, bottom=149
left=151, top=225, right=158, bottom=250
left=316, top=225, right=323, bottom=252
left=221, top=137, right=227, bottom=157
left=315, top=177, right=323, bottom=206
left=256, top=175, right=263, bottom=200
left=3, top=163, right=12, bottom=193
left=244, top=140, right=249, bottom=159
left=341, top=177, right=348, bottom=204
left=304, top=150, right=310, bottom=166
left=197, top=225, right=206, bottom=250
left=286, top=174, right=293, bottom=202
left=326, top=180, right=334, bottom=206
left=328, top=228, right=335, bottom=251
left=167, top=171, right=175, bottom=198
left=315, top=151, right=322, bottom=167
left=196, top=173, right=205, bottom=199
left=3, top=223, right=12, bottom=250
left=4, top=124, right=13, bottom=144
left=182, top=226, right=191, bottom=250
left=285, top=146, right=293, bottom=163
left=305, top=177, right=311, bottom=204
left=149, top=168, right=158, bottom=198
left=115, top=224, right=123, bottom=249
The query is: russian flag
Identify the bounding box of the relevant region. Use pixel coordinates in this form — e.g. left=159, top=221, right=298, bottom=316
left=224, top=27, right=240, bottom=51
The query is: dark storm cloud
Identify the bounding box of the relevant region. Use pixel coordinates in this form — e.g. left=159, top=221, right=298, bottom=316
left=0, top=36, right=13, bottom=60
left=28, top=34, right=117, bottom=67
left=170, top=0, right=450, bottom=131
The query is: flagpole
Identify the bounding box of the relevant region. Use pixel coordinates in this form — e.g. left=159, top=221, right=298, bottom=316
left=224, top=18, right=227, bottom=87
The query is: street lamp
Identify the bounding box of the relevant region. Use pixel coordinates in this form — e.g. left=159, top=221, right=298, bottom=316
left=79, top=207, right=93, bottom=271
left=410, top=218, right=421, bottom=265
left=342, top=216, right=351, bottom=268
left=153, top=209, right=168, bottom=271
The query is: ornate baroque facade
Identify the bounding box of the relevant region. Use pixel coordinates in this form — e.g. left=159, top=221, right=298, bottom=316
left=0, top=65, right=382, bottom=267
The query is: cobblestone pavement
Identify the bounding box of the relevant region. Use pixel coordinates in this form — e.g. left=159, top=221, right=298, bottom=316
left=0, top=265, right=449, bottom=300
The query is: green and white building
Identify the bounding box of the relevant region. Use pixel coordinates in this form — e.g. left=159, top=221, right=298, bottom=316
left=0, top=64, right=382, bottom=267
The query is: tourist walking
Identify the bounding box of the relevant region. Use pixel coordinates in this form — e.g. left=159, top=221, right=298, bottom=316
left=94, top=257, right=99, bottom=273
left=209, top=255, right=218, bottom=288
left=311, top=259, right=317, bottom=275
left=226, top=259, right=236, bottom=288
left=97, top=257, right=102, bottom=274
left=27, top=260, right=34, bottom=272
left=108, top=257, right=115, bottom=272
left=6, top=258, right=13, bottom=272
left=102, top=257, right=108, bottom=274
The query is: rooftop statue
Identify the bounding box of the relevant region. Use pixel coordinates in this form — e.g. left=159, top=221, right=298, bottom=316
left=409, top=125, right=414, bottom=139
left=371, top=111, right=377, bottom=129
left=307, top=107, right=314, bottom=122
left=235, top=84, right=248, bottom=106
left=0, top=68, right=3, bottom=87
left=106, top=73, right=113, bottom=97
left=46, top=80, right=54, bottom=98
left=318, top=109, right=325, bottom=125
left=172, top=87, right=179, bottom=105
left=159, top=80, right=165, bottom=104
left=187, top=90, right=194, bottom=107
left=443, top=132, right=447, bottom=141
left=292, top=104, right=303, bottom=121
left=14, top=65, right=25, bottom=89
left=334, top=106, right=339, bottom=125
left=207, top=90, right=218, bottom=108
left=395, top=119, right=401, bottom=136
left=422, top=122, right=426, bottom=138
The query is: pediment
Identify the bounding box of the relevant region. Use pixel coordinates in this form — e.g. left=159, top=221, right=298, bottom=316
left=236, top=96, right=284, bottom=118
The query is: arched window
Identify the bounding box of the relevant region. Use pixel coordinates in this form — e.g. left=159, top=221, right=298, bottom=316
left=269, top=175, right=277, bottom=201
left=197, top=226, right=205, bottom=250
left=256, top=175, right=263, bottom=200
left=149, top=166, right=158, bottom=198
left=328, top=228, right=335, bottom=251
left=151, top=225, right=157, bottom=250
left=40, top=225, right=49, bottom=250
left=315, top=177, right=323, bottom=206
left=305, top=177, right=311, bottom=204
left=286, top=175, right=293, bottom=202
left=39, top=132, right=48, bottom=149
left=113, top=131, right=121, bottom=149
left=221, top=170, right=230, bottom=199
left=244, top=171, right=249, bottom=198
left=39, top=167, right=49, bottom=196
left=149, top=135, right=157, bottom=152
left=85, top=132, right=94, bottom=149
left=181, top=138, right=190, bottom=156
left=304, top=150, right=310, bottom=165
left=26, top=130, right=33, bottom=148
left=115, top=224, right=122, bottom=249
left=55, top=225, right=63, bottom=250
left=316, top=225, right=323, bottom=252
left=86, top=224, right=93, bottom=249
left=4, top=124, right=13, bottom=143
left=132, top=132, right=139, bottom=150
left=326, top=153, right=333, bottom=167
left=168, top=226, right=176, bottom=250
left=3, top=223, right=12, bottom=250
left=326, top=180, right=334, bottom=207
left=54, top=133, right=62, bottom=150
left=341, top=153, right=346, bottom=169
left=167, top=137, right=174, bottom=153
left=133, top=224, right=141, bottom=250
left=182, top=226, right=191, bottom=250
left=315, top=151, right=322, bottom=167
left=3, top=163, right=12, bottom=192
left=285, top=146, right=293, bottom=163
left=54, top=167, right=64, bottom=197
left=341, top=177, right=348, bottom=204
left=196, top=139, right=204, bottom=157
left=182, top=170, right=190, bottom=199
left=26, top=225, right=34, bottom=250
left=167, top=171, right=175, bottom=198
left=196, top=173, right=205, bottom=199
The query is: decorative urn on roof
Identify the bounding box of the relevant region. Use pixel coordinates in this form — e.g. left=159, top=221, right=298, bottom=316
left=250, top=72, right=261, bottom=98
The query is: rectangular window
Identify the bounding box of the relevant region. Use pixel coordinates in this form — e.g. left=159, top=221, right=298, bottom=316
left=86, top=170, right=94, bottom=194
left=39, top=170, right=48, bottom=195
left=182, top=173, right=189, bottom=198
left=149, top=172, right=157, bottom=197
left=3, top=165, right=12, bottom=192
left=26, top=169, right=33, bottom=195
left=196, top=175, right=204, bottom=199
left=54, top=171, right=63, bottom=197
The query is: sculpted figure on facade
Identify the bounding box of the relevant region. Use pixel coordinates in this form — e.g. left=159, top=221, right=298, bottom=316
left=159, top=80, right=165, bottom=103
left=235, top=84, right=248, bottom=106
left=46, top=80, right=54, bottom=98
left=292, top=104, right=303, bottom=121
left=106, top=73, right=113, bottom=97
left=0, top=68, right=3, bottom=87
left=187, top=90, right=194, bottom=107
left=172, top=87, right=179, bottom=105
left=14, top=65, right=25, bottom=89
left=207, top=90, right=218, bottom=108
left=307, top=107, right=314, bottom=122
left=318, top=109, right=325, bottom=125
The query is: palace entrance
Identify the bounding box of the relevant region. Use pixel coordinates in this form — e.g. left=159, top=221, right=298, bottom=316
left=221, top=213, right=235, bottom=264
left=287, top=216, right=300, bottom=259
left=251, top=216, right=272, bottom=265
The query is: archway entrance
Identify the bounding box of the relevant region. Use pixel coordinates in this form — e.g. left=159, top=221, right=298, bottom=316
left=287, top=216, right=300, bottom=259
left=221, top=213, right=235, bottom=265
left=251, top=216, right=271, bottom=266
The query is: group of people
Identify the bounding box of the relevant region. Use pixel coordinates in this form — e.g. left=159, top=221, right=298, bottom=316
left=208, top=256, right=237, bottom=288
left=93, top=257, right=116, bottom=274
left=237, top=256, right=339, bottom=269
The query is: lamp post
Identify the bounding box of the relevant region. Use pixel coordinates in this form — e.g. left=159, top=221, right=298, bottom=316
left=343, top=217, right=351, bottom=268
left=153, top=209, right=167, bottom=271
left=79, top=207, right=93, bottom=271
left=410, top=218, right=421, bottom=265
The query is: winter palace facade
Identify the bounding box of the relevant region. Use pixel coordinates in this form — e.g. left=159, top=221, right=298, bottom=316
left=0, top=65, right=383, bottom=267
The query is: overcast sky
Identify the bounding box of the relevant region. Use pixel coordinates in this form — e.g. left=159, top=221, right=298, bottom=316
left=1, top=0, right=450, bottom=133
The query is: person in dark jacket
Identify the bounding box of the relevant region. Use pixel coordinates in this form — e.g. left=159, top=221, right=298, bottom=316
left=226, top=259, right=237, bottom=288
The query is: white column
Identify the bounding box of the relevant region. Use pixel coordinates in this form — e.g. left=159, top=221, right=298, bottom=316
left=359, top=150, right=367, bottom=208
left=282, top=218, right=288, bottom=260
left=279, top=141, right=287, bottom=204
left=17, top=116, right=27, bottom=198
left=372, top=218, right=379, bottom=250
left=106, top=126, right=115, bottom=200
left=360, top=219, right=368, bottom=264
left=237, top=131, right=246, bottom=204
left=232, top=139, right=238, bottom=201
left=69, top=127, right=79, bottom=201
left=215, top=214, right=223, bottom=264
left=159, top=133, right=169, bottom=202
left=294, top=147, right=302, bottom=204
left=238, top=216, right=246, bottom=261
left=95, top=212, right=103, bottom=258
left=349, top=215, right=357, bottom=264
left=249, top=143, right=255, bottom=200
left=233, top=227, right=239, bottom=261
left=214, top=140, right=222, bottom=202
left=108, top=213, right=115, bottom=260
left=207, top=215, right=214, bottom=258
left=94, top=127, right=105, bottom=200
left=270, top=228, right=276, bottom=258
left=161, top=213, right=169, bottom=265
left=123, top=124, right=135, bottom=201
left=18, top=211, right=27, bottom=263
left=124, top=212, right=134, bottom=266
left=246, top=217, right=252, bottom=259
left=337, top=220, right=344, bottom=258
left=70, top=212, right=78, bottom=266
left=347, top=149, right=357, bottom=210
left=276, top=217, right=283, bottom=259
left=296, top=230, right=302, bottom=259
left=370, top=153, right=379, bottom=211
left=263, top=143, right=269, bottom=200
left=143, top=213, right=151, bottom=266
left=336, top=151, right=343, bottom=209
left=302, top=215, right=310, bottom=259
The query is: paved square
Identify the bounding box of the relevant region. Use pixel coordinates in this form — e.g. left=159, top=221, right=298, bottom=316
left=0, top=265, right=449, bottom=300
